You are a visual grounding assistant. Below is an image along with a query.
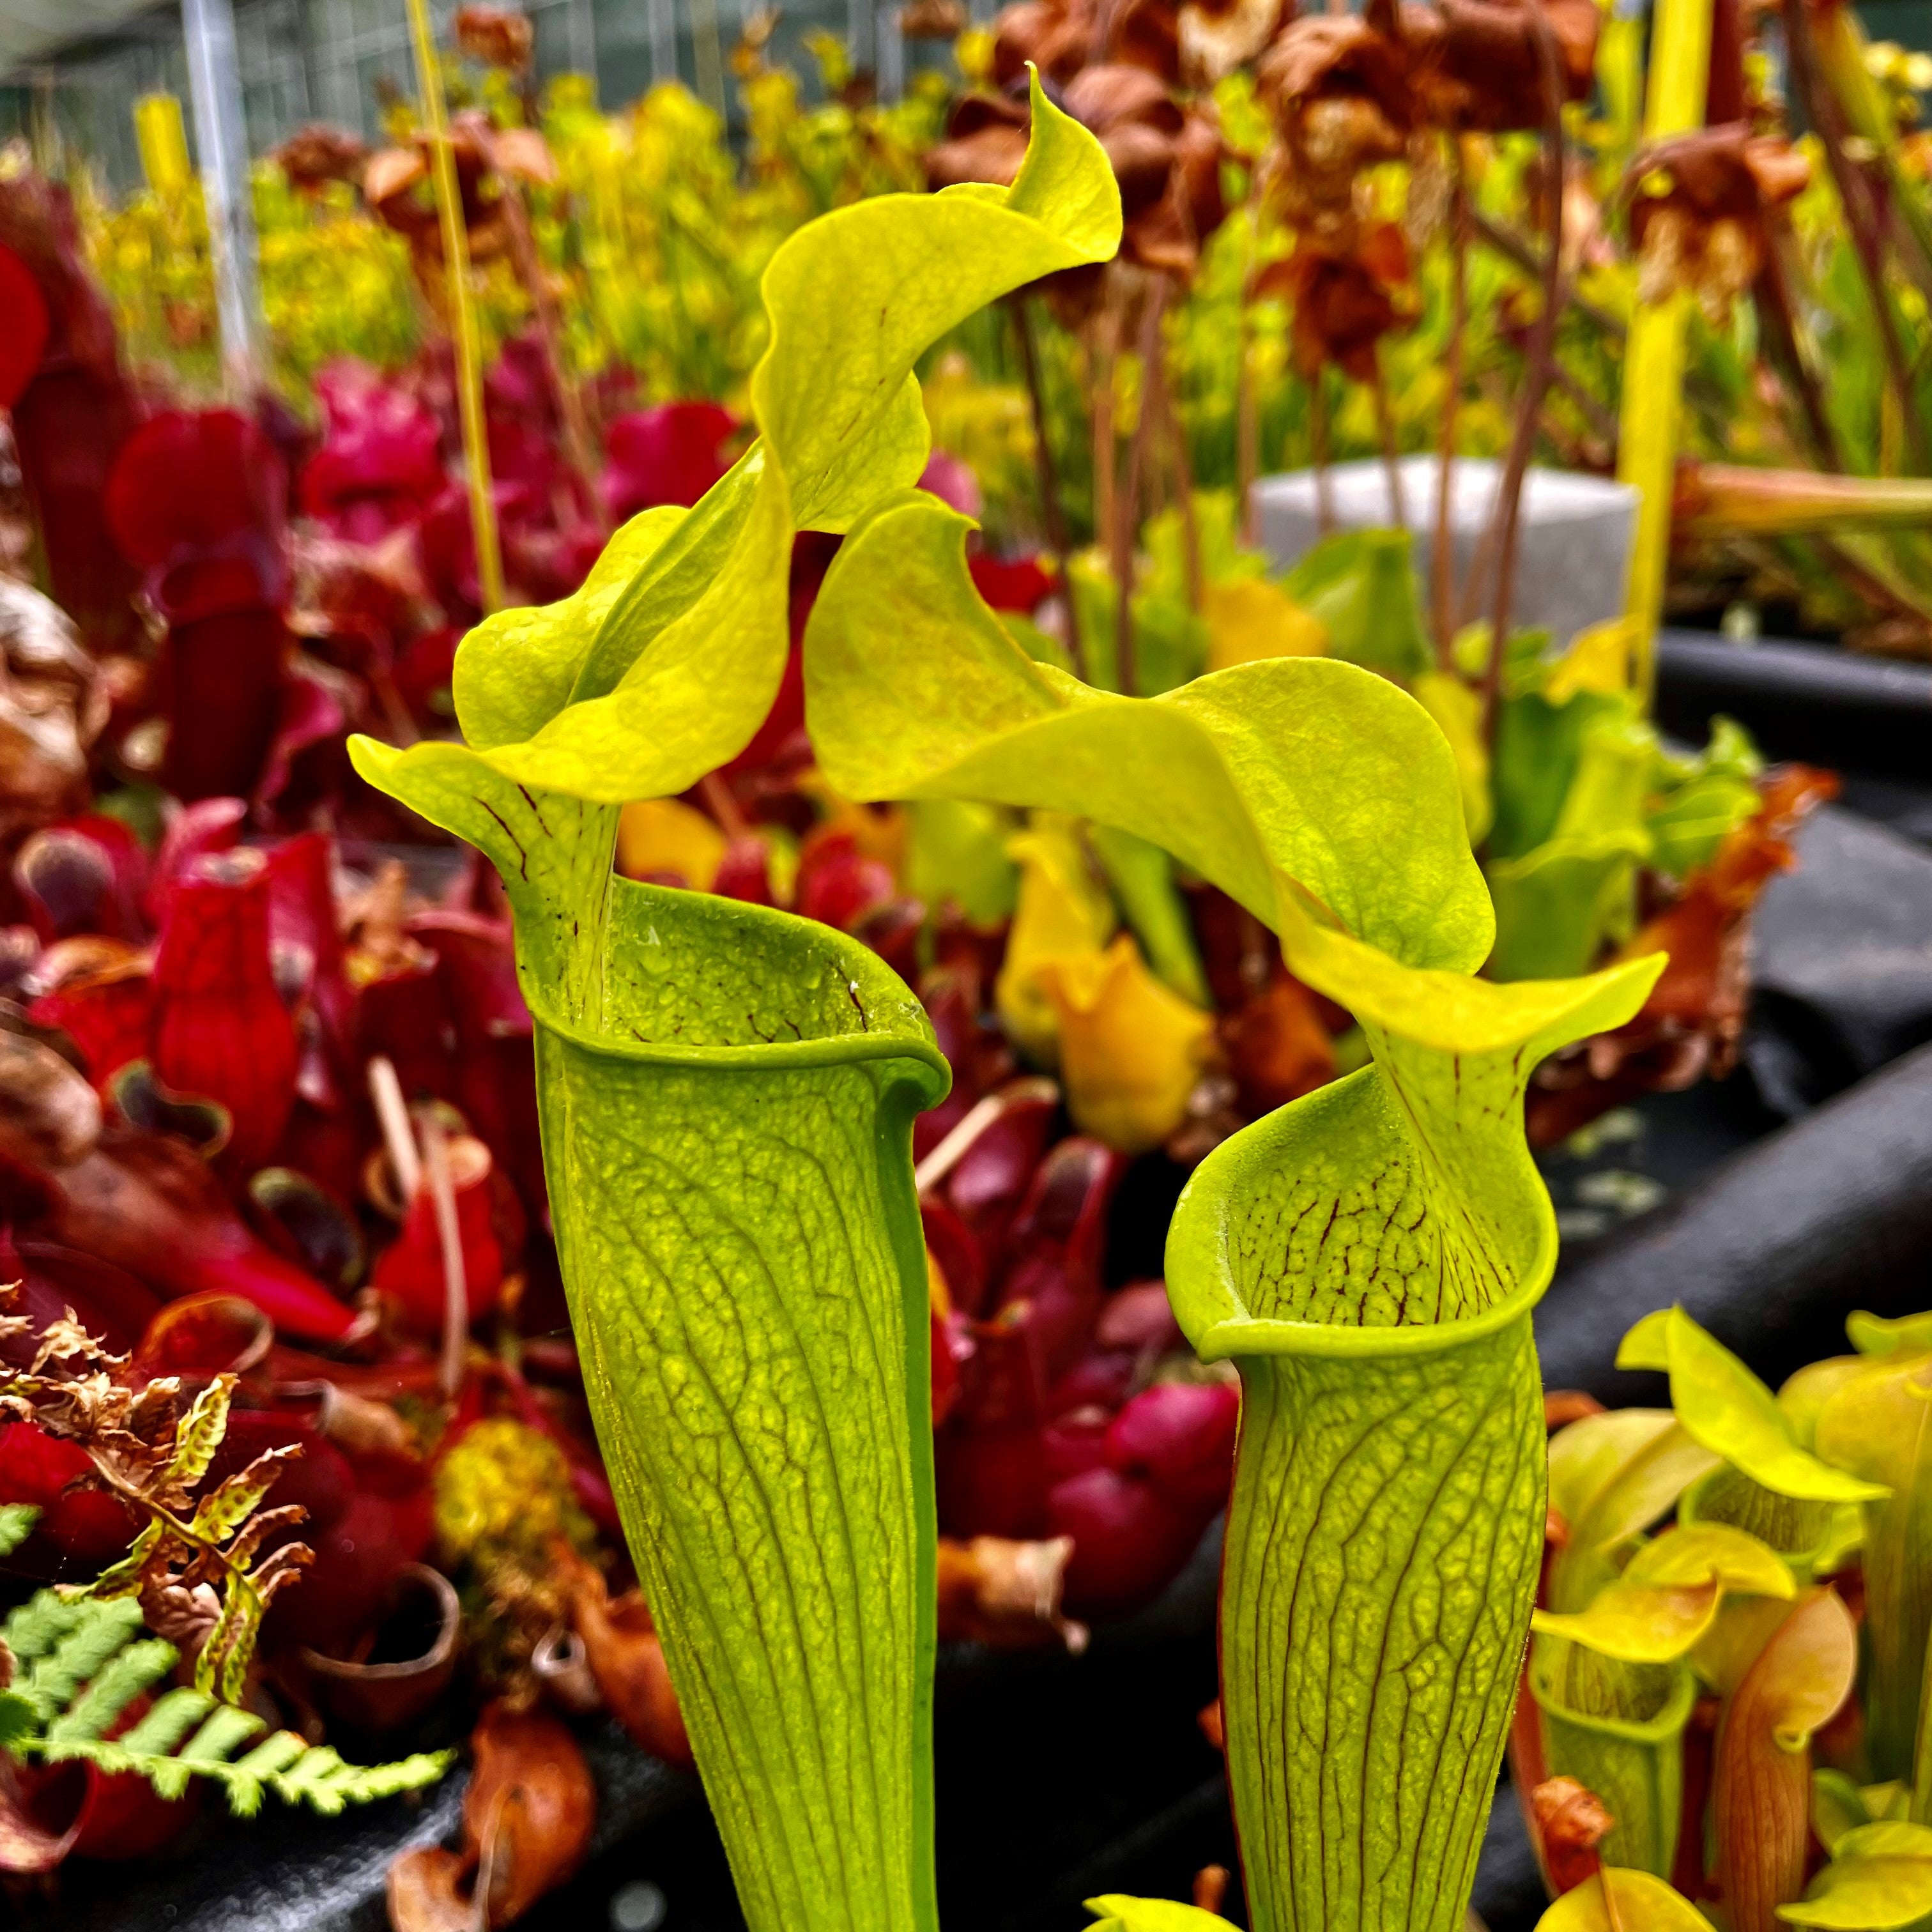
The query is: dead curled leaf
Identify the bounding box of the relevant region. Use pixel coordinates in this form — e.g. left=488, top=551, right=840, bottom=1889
left=0, top=579, right=107, bottom=842
left=388, top=1703, right=595, bottom=1932
left=0, top=1030, right=102, bottom=1170
left=1526, top=764, right=1837, bottom=1147
left=937, top=1533, right=1089, bottom=1650
left=0, top=1760, right=81, bottom=1875
left=558, top=1547, right=693, bottom=1770
left=1532, top=1776, right=1615, bottom=1896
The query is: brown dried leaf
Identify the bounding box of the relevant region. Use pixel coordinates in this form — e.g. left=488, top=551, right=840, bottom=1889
left=564, top=1552, right=693, bottom=1769
left=1533, top=1775, right=1615, bottom=1895
left=468, top=1703, right=596, bottom=1926
left=0, top=1031, right=102, bottom=1171
left=387, top=1844, right=473, bottom=1932
left=937, top=1533, right=1089, bottom=1650
left=1179, top=0, right=1282, bottom=86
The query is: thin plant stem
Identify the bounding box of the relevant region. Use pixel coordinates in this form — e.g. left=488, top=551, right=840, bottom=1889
left=1015, top=295, right=1086, bottom=678
left=404, top=0, right=505, bottom=615
left=1090, top=287, right=1122, bottom=568
left=700, top=770, right=749, bottom=839
left=1705, top=0, right=1746, bottom=122
left=1114, top=277, right=1169, bottom=696
left=1481, top=4, right=1567, bottom=738
left=1470, top=210, right=1625, bottom=340
left=492, top=156, right=606, bottom=530
left=420, top=1108, right=470, bottom=1404
left=1753, top=225, right=1842, bottom=472
left=1371, top=354, right=1407, bottom=533
left=1309, top=368, right=1336, bottom=535
left=1782, top=0, right=1931, bottom=471
left=1618, top=0, right=1713, bottom=701
left=914, top=1077, right=1060, bottom=1193
left=1149, top=321, right=1204, bottom=613
left=367, top=1054, right=423, bottom=1202
left=1236, top=215, right=1261, bottom=544
left=1547, top=358, right=1620, bottom=457
left=1433, top=137, right=1468, bottom=666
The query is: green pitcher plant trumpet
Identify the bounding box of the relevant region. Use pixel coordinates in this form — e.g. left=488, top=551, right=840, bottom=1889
left=349, top=78, right=1120, bottom=1932
left=804, top=489, right=1660, bottom=1931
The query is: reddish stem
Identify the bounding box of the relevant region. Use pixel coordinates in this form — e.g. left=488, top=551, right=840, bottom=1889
left=1433, top=141, right=1469, bottom=667
left=1480, top=8, right=1567, bottom=739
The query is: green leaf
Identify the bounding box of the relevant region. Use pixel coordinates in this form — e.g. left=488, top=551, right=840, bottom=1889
left=1533, top=1869, right=1712, bottom=1931
left=1646, top=716, right=1763, bottom=880
left=1, top=1588, right=89, bottom=1666
left=1814, top=1769, right=1874, bottom=1857
left=1487, top=702, right=1655, bottom=981
left=806, top=491, right=1495, bottom=973
left=903, top=798, right=1019, bottom=928
left=0, top=1689, right=32, bottom=1754
left=1848, top=1310, right=1932, bottom=1359
left=1090, top=824, right=1211, bottom=1007
left=1280, top=529, right=1431, bottom=678
left=1781, top=1358, right=1877, bottom=1448
left=1546, top=1409, right=1719, bottom=1611
left=6, top=1592, right=448, bottom=1817
left=454, top=502, right=689, bottom=752
left=1487, top=832, right=1649, bottom=982
left=19, top=1596, right=146, bottom=1722
left=1489, top=681, right=1629, bottom=865
left=45, top=1638, right=175, bottom=1744
left=0, top=1504, right=39, bottom=1558
left=1531, top=1524, right=1794, bottom=1662
left=190, top=1446, right=300, bottom=1545
left=1620, top=1307, right=1891, bottom=1503
left=1777, top=1821, right=1932, bottom=1927
left=164, top=1376, right=234, bottom=1493
left=1085, top=1898, right=1239, bottom=1932
left=1681, top=1464, right=1845, bottom=1575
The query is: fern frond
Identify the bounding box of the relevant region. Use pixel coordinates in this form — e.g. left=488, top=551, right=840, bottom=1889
left=0, top=1502, right=38, bottom=1556
left=19, top=1595, right=146, bottom=1721
left=0, top=1690, right=31, bottom=1752
left=45, top=1637, right=174, bottom=1742
left=3, top=1592, right=453, bottom=1817
left=4, top=1584, right=93, bottom=1661
left=162, top=1379, right=234, bottom=1500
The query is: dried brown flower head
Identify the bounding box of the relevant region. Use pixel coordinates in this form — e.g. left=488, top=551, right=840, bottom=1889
left=272, top=124, right=371, bottom=194
left=927, top=68, right=1225, bottom=277
left=1629, top=124, right=1811, bottom=321
left=902, top=0, right=970, bottom=39
left=454, top=4, right=535, bottom=71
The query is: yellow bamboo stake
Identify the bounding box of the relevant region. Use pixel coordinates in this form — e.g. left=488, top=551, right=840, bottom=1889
left=1616, top=0, right=1712, bottom=703
left=403, top=0, right=505, bottom=616
left=134, top=94, right=193, bottom=195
